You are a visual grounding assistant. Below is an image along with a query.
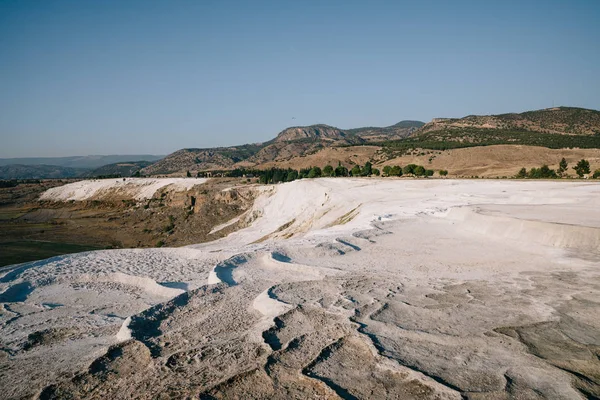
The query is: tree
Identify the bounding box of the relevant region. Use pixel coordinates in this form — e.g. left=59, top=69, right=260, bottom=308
left=558, top=158, right=568, bottom=176
left=527, top=165, right=557, bottom=179
left=272, top=169, right=284, bottom=183
left=334, top=164, right=348, bottom=177
left=307, top=166, right=322, bottom=179
left=372, top=168, right=380, bottom=176
left=350, top=165, right=362, bottom=177
left=593, top=169, right=600, bottom=179
left=389, top=166, right=402, bottom=176
left=516, top=168, right=527, bottom=178
left=186, top=170, right=191, bottom=178
left=403, top=164, right=417, bottom=175
left=286, top=169, right=298, bottom=182
left=439, top=170, right=448, bottom=176
left=323, top=165, right=334, bottom=177
left=425, top=169, right=434, bottom=177
left=299, top=168, right=311, bottom=178
left=414, top=166, right=426, bottom=176
left=539, top=165, right=557, bottom=178
left=362, top=161, right=372, bottom=176
left=382, top=166, right=392, bottom=176
left=528, top=168, right=540, bottom=179
left=573, top=159, right=590, bottom=177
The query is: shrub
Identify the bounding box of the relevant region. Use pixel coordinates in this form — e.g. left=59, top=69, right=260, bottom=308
left=439, top=170, right=448, bottom=176
left=516, top=167, right=527, bottom=178
left=156, top=240, right=165, bottom=248
left=382, top=166, right=392, bottom=176
left=593, top=169, right=600, bottom=179
left=323, top=165, right=334, bottom=177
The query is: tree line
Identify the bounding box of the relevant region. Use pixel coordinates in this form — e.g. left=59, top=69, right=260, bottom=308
left=516, top=158, right=600, bottom=179
left=225, top=162, right=446, bottom=184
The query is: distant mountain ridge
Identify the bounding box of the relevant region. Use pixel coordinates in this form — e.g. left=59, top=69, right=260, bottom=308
left=0, top=154, right=164, bottom=169
left=5, top=107, right=599, bottom=178
left=0, top=164, right=88, bottom=179
left=142, top=108, right=600, bottom=175
left=417, top=107, right=600, bottom=136
left=83, top=161, right=154, bottom=177
left=142, top=120, right=425, bottom=175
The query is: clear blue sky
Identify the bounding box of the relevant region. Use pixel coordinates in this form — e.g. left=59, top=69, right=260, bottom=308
left=1, top=0, right=599, bottom=157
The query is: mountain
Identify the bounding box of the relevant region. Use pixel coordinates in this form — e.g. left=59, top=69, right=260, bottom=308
left=64, top=107, right=600, bottom=177
left=0, top=155, right=164, bottom=169
left=347, top=120, right=425, bottom=141
left=83, top=161, right=155, bottom=177
left=141, top=121, right=425, bottom=175
left=140, top=145, right=263, bottom=175
left=274, top=121, right=425, bottom=143
left=416, top=107, right=600, bottom=136
left=273, top=124, right=350, bottom=142
left=0, top=164, right=88, bottom=179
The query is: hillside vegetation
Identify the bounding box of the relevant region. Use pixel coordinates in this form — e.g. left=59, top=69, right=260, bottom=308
left=83, top=161, right=154, bottom=178
left=418, top=107, right=600, bottom=136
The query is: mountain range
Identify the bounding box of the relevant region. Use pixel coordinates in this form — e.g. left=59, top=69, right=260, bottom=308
left=141, top=107, right=600, bottom=175
left=0, top=157, right=162, bottom=180
left=2, top=107, right=599, bottom=179
left=0, top=155, right=163, bottom=169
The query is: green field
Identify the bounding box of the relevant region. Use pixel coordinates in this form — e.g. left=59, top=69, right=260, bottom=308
left=0, top=241, right=103, bottom=267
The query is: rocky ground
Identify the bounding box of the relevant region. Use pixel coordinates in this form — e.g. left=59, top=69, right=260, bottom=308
left=0, top=179, right=599, bottom=399
left=0, top=178, right=256, bottom=266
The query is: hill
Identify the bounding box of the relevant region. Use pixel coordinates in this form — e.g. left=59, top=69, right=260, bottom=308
left=0, top=164, right=88, bottom=179
left=346, top=120, right=425, bottom=141
left=128, top=107, right=600, bottom=176
left=142, top=121, right=424, bottom=175
left=83, top=161, right=154, bottom=177
left=273, top=124, right=351, bottom=142
left=0, top=154, right=164, bottom=169
left=140, top=145, right=263, bottom=175
left=417, top=107, right=600, bottom=136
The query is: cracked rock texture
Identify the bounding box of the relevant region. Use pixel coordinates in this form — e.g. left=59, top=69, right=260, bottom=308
left=1, top=179, right=599, bottom=399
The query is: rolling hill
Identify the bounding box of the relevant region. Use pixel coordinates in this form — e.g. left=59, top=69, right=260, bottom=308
left=83, top=161, right=155, bottom=177
left=0, top=164, right=88, bottom=179
left=416, top=107, right=600, bottom=136
left=141, top=121, right=425, bottom=175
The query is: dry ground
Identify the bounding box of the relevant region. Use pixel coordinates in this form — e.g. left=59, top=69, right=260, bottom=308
left=249, top=144, right=600, bottom=178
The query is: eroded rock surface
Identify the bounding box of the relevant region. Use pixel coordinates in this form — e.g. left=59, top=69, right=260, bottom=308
left=1, top=179, right=599, bottom=399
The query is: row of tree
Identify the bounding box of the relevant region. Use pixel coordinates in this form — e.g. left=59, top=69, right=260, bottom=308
left=516, top=158, right=596, bottom=179
left=225, top=162, right=445, bottom=184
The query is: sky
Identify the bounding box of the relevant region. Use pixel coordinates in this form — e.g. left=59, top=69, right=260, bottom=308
left=1, top=0, right=599, bottom=157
